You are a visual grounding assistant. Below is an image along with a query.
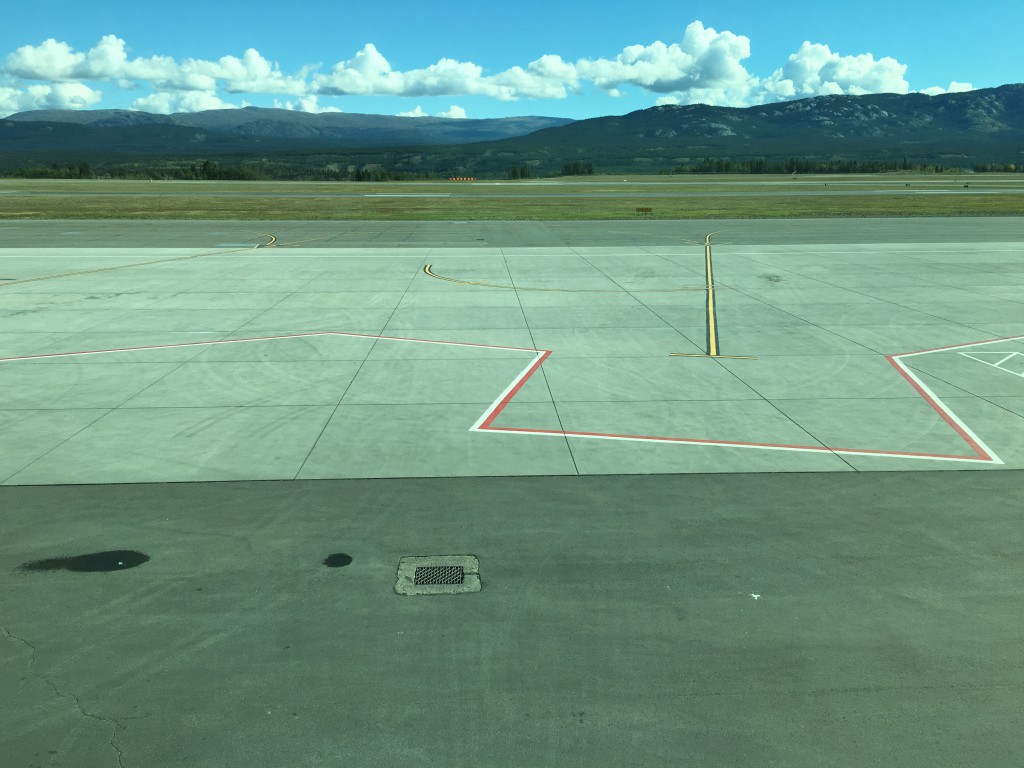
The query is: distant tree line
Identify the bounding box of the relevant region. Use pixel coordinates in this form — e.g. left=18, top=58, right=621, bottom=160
left=2, top=154, right=1020, bottom=181
left=0, top=159, right=262, bottom=180
left=0, top=160, right=442, bottom=182
left=973, top=162, right=1019, bottom=172
left=1, top=161, right=96, bottom=179
left=560, top=161, right=595, bottom=176
left=664, top=157, right=977, bottom=174
left=351, top=167, right=439, bottom=181
left=507, top=160, right=595, bottom=179
left=507, top=163, right=533, bottom=179
left=181, top=160, right=264, bottom=180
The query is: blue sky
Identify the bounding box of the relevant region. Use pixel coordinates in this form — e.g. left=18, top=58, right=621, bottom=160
left=1, top=0, right=1021, bottom=118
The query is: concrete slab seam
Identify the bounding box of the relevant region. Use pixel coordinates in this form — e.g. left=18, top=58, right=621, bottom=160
left=0, top=330, right=542, bottom=364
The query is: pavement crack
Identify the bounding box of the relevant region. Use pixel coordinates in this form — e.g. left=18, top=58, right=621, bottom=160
left=3, top=625, right=127, bottom=768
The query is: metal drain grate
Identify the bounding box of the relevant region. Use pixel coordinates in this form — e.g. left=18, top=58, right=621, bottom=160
left=396, top=555, right=480, bottom=595
left=414, top=565, right=464, bottom=585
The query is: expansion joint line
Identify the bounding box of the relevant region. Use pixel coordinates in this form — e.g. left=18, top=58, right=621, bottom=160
left=2, top=625, right=126, bottom=767
left=0, top=243, right=262, bottom=288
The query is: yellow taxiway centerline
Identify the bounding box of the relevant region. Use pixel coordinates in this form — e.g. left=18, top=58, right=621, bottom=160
left=671, top=233, right=756, bottom=360
left=705, top=233, right=718, bottom=357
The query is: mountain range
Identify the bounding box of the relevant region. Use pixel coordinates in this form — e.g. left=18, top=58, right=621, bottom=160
left=504, top=84, right=1024, bottom=167
left=0, top=108, right=574, bottom=150
left=1, top=84, right=1021, bottom=177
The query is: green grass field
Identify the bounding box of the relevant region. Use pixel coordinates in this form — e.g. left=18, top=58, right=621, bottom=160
left=1, top=174, right=1021, bottom=220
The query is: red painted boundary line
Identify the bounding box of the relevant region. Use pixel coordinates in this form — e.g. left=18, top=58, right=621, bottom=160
left=473, top=335, right=1024, bottom=463
left=3, top=330, right=1015, bottom=463
left=477, top=350, right=551, bottom=430
left=885, top=356, right=990, bottom=460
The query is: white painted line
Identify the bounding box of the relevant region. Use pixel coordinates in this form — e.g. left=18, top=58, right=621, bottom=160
left=470, top=351, right=547, bottom=431
left=2, top=323, right=1014, bottom=465
left=482, top=426, right=995, bottom=462
left=897, top=335, right=1024, bottom=358
left=472, top=335, right=1024, bottom=464
left=959, top=350, right=1024, bottom=378
left=889, top=354, right=1004, bottom=464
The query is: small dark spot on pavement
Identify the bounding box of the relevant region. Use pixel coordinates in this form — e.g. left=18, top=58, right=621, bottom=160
left=20, top=550, right=149, bottom=573
left=323, top=553, right=353, bottom=568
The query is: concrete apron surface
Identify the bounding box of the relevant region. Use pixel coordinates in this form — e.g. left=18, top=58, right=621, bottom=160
left=3, top=219, right=1024, bottom=484
left=1, top=471, right=1023, bottom=767
left=2, top=219, right=1023, bottom=766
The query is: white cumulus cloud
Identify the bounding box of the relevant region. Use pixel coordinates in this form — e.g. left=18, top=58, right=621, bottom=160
left=273, top=95, right=342, bottom=113
left=0, top=82, right=102, bottom=113
left=920, top=80, right=974, bottom=96
left=4, top=38, right=84, bottom=80
left=312, top=23, right=760, bottom=106
left=489, top=54, right=579, bottom=99
left=4, top=36, right=306, bottom=97
left=131, top=90, right=245, bottom=114
left=174, top=48, right=308, bottom=95
left=759, top=41, right=909, bottom=102
left=395, top=104, right=468, bottom=118
left=437, top=105, right=467, bottom=119
left=5, top=35, right=178, bottom=84
left=312, top=43, right=518, bottom=100
left=575, top=21, right=758, bottom=106
left=0, top=25, right=969, bottom=116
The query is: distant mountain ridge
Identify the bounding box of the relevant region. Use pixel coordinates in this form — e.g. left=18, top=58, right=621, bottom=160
left=1, top=85, right=1022, bottom=176
left=457, top=83, right=1024, bottom=173
left=1, top=107, right=575, bottom=146
left=521, top=84, right=1024, bottom=146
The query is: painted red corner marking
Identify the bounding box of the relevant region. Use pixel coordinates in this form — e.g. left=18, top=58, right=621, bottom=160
left=3, top=331, right=1017, bottom=464
left=885, top=355, right=990, bottom=461
left=477, top=350, right=551, bottom=430
left=474, top=334, right=1024, bottom=464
